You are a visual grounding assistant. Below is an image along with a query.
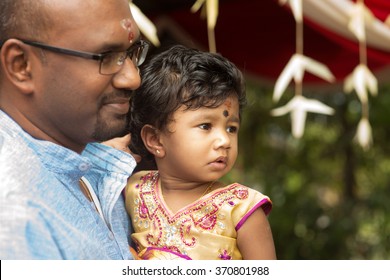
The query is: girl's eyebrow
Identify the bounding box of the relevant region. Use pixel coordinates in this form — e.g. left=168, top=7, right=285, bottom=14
left=187, top=108, right=240, bottom=121
left=229, top=116, right=240, bottom=123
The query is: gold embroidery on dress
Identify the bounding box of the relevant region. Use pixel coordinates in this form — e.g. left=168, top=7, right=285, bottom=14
left=132, top=171, right=250, bottom=256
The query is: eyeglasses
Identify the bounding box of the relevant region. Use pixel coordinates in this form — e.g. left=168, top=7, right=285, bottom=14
left=19, top=39, right=149, bottom=75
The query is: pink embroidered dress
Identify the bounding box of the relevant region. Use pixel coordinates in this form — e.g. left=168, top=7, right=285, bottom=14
left=125, top=171, right=272, bottom=260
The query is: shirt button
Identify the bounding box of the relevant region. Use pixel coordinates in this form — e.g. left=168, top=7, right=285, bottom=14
left=78, top=163, right=90, bottom=171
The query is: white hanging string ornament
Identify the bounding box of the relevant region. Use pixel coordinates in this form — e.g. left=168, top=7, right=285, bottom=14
left=272, top=0, right=335, bottom=138
left=191, top=0, right=219, bottom=53
left=343, top=0, right=377, bottom=150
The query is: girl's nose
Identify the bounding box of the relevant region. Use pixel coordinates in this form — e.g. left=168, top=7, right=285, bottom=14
left=214, top=130, right=231, bottom=149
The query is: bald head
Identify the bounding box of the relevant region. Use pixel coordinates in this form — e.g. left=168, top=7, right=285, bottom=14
left=0, top=0, right=52, bottom=43
left=0, top=0, right=141, bottom=151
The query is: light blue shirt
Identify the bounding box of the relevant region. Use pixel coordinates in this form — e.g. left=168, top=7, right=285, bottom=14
left=0, top=110, right=136, bottom=259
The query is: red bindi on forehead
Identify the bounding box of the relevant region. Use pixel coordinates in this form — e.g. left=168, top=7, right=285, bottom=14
left=121, top=18, right=135, bottom=43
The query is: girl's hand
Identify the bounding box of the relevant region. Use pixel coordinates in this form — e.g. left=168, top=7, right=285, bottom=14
left=101, top=134, right=142, bottom=163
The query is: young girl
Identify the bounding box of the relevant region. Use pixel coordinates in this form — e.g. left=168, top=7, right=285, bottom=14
left=125, top=45, right=276, bottom=260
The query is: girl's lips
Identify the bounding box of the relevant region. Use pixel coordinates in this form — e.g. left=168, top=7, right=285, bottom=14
left=215, top=156, right=227, bottom=163
left=208, top=157, right=228, bottom=170
left=209, top=161, right=228, bottom=171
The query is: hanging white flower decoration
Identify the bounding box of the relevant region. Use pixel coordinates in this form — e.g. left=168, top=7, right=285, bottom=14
left=279, top=0, right=303, bottom=23
left=347, top=2, right=374, bottom=42
left=130, top=2, right=160, bottom=47
left=354, top=117, right=373, bottom=150
left=191, top=0, right=219, bottom=30
left=271, top=95, right=335, bottom=138
left=344, top=64, right=377, bottom=103
left=191, top=0, right=219, bottom=52
left=273, top=54, right=335, bottom=103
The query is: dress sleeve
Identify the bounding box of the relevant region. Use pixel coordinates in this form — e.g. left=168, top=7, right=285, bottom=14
left=229, top=185, right=272, bottom=232
left=124, top=171, right=147, bottom=198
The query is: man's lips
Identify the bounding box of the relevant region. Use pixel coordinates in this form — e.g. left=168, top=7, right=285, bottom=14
left=104, top=98, right=130, bottom=114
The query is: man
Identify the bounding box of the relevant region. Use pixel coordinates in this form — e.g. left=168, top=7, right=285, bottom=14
left=0, top=0, right=148, bottom=259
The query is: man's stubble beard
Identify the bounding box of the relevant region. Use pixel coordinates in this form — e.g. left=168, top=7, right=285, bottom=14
left=92, top=113, right=129, bottom=142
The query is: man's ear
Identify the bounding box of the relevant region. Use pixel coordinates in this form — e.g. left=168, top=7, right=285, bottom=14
left=0, top=39, right=34, bottom=94
left=141, top=124, right=165, bottom=158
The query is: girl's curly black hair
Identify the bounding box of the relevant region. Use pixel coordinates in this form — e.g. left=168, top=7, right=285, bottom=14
left=129, top=44, right=246, bottom=165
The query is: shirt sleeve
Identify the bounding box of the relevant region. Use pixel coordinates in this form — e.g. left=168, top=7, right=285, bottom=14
left=82, top=143, right=137, bottom=176
left=0, top=134, right=63, bottom=259
left=0, top=190, right=63, bottom=259
left=82, top=142, right=137, bottom=194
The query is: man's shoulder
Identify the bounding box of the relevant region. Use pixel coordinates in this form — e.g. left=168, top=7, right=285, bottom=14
left=0, top=132, right=44, bottom=191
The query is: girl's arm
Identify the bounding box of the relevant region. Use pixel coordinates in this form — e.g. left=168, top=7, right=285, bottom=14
left=236, top=208, right=277, bottom=260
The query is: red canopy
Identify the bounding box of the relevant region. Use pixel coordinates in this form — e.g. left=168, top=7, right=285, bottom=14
left=139, top=0, right=390, bottom=84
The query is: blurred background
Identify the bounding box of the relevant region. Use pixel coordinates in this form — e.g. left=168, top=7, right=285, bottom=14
left=132, top=0, right=390, bottom=259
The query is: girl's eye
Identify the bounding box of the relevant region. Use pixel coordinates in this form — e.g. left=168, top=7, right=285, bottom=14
left=199, top=123, right=211, bottom=130
left=227, top=126, right=238, bottom=133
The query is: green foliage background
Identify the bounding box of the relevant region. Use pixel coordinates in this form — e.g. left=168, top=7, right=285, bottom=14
left=222, top=81, right=390, bottom=260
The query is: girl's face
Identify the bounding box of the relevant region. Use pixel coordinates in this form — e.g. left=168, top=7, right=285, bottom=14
left=157, top=96, right=240, bottom=183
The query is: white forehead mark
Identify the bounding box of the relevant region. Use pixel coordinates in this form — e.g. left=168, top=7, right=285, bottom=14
left=121, top=18, right=134, bottom=44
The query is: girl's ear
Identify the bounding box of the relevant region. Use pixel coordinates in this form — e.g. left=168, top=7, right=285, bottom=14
left=141, top=125, right=165, bottom=158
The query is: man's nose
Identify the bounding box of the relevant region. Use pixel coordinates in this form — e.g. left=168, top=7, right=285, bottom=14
left=112, top=58, right=141, bottom=91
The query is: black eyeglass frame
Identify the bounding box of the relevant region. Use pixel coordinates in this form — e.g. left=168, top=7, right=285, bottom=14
left=15, top=39, right=149, bottom=75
